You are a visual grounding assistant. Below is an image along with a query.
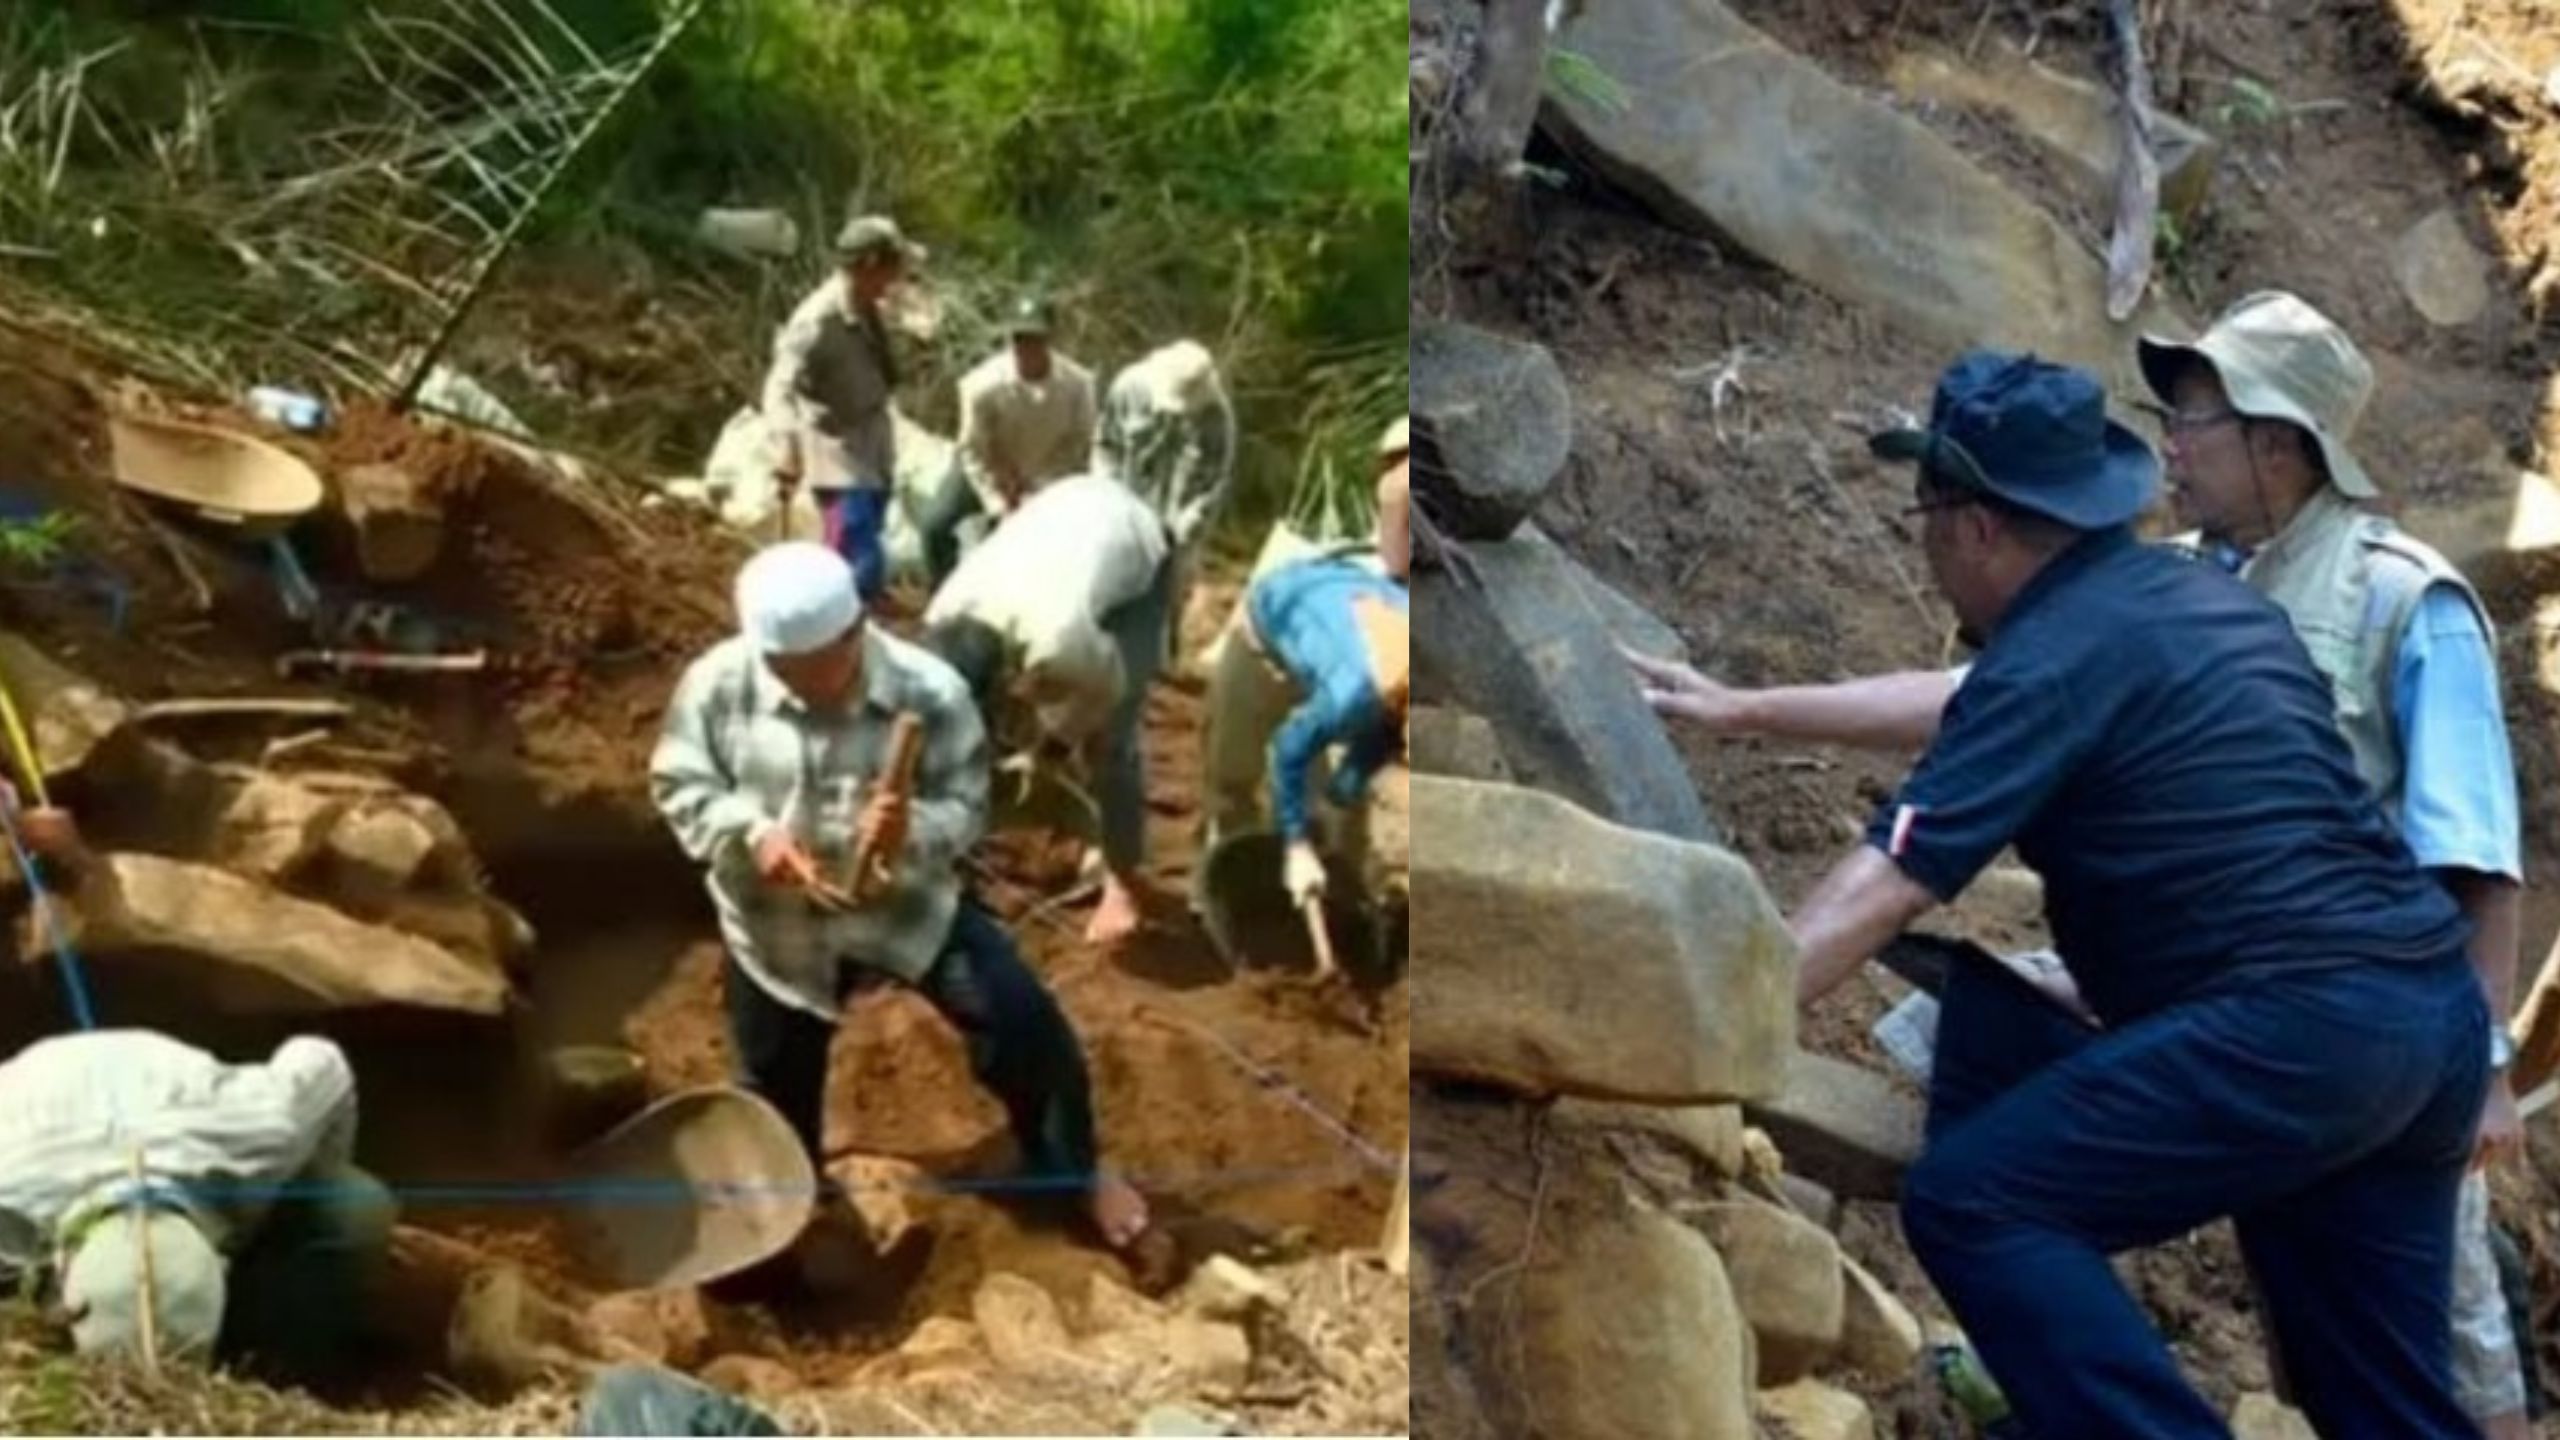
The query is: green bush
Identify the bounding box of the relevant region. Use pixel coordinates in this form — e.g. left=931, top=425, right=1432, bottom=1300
left=0, top=0, right=1406, bottom=531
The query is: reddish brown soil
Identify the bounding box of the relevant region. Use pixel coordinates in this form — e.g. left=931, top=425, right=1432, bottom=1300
left=618, top=644, right=1409, bottom=1333
left=0, top=326, right=1407, bottom=1408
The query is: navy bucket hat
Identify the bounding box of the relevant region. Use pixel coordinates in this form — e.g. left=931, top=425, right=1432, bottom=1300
left=1869, top=351, right=2160, bottom=531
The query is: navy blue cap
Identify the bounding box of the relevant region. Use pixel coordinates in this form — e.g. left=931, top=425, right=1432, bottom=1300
left=1870, top=351, right=2159, bottom=531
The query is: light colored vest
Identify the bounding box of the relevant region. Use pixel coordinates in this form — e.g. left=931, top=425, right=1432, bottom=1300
left=2233, top=486, right=2494, bottom=823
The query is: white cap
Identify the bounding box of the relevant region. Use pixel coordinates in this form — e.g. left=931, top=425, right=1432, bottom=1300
left=736, top=543, right=863, bottom=656
left=63, top=1208, right=227, bottom=1364
left=1147, top=340, right=1220, bottom=411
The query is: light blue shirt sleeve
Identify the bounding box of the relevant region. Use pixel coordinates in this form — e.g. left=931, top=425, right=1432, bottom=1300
left=2392, top=583, right=2521, bottom=880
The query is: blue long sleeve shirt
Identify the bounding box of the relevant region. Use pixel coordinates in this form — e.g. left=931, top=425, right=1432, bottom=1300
left=1247, top=556, right=1409, bottom=841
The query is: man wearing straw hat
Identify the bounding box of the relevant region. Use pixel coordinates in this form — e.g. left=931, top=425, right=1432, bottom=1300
left=2138, top=291, right=2530, bottom=1439
left=0, top=1029, right=394, bottom=1379
left=651, top=542, right=1149, bottom=1249
left=1193, top=419, right=1410, bottom=941
left=762, top=214, right=925, bottom=604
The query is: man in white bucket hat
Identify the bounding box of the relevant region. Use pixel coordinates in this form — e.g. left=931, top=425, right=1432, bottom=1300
left=2139, top=290, right=2529, bottom=1438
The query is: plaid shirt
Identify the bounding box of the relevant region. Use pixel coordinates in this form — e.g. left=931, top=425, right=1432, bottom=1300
left=651, top=628, right=989, bottom=1016
left=1092, top=365, right=1235, bottom=546
left=0, top=1031, right=355, bottom=1268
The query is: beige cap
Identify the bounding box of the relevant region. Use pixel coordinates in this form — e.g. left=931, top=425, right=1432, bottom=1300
left=2137, top=290, right=2378, bottom=499
left=1378, top=417, right=1410, bottom=460
left=834, top=214, right=925, bottom=264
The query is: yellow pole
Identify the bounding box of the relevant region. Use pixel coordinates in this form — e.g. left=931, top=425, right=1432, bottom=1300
left=0, top=661, right=50, bottom=810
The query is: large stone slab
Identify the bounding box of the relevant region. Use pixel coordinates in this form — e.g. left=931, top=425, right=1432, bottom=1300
left=1518, top=522, right=1690, bottom=663
left=1409, top=321, right=1571, bottom=541
left=1545, top=0, right=2174, bottom=386
left=0, top=632, right=129, bottom=784
left=1756, top=1381, right=1876, bottom=1440
left=1414, top=533, right=1718, bottom=843
left=1745, top=1050, right=1926, bottom=1201
left=1518, top=1204, right=1756, bottom=1440
left=1407, top=706, right=1511, bottom=782
left=62, top=852, right=509, bottom=1016
left=1886, top=39, right=2220, bottom=223
left=1412, top=777, right=1793, bottom=1101
left=1553, top=1097, right=1746, bottom=1179
left=1837, top=1253, right=1925, bottom=1380
left=1691, top=1198, right=1845, bottom=1384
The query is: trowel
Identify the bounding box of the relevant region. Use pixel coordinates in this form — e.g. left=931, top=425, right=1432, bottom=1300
left=1194, top=829, right=1341, bottom=981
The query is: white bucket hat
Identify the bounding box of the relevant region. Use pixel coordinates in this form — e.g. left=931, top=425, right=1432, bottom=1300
left=1378, top=416, right=1410, bottom=462
left=735, top=543, right=863, bottom=656
left=2137, top=290, right=2379, bottom=500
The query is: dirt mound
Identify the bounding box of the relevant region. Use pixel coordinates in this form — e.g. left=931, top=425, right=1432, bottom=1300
left=0, top=324, right=1406, bottom=1431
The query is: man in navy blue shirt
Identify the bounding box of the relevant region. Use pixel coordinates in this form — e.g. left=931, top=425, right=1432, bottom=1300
left=1772, top=353, right=2485, bottom=1438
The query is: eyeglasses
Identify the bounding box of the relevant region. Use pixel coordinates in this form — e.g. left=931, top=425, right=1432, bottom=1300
left=2146, top=403, right=2244, bottom=436
left=1899, top=492, right=1979, bottom=520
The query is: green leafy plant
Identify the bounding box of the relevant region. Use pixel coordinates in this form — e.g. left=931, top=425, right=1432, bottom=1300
left=2213, top=76, right=2284, bottom=130
left=0, top=512, right=76, bottom=573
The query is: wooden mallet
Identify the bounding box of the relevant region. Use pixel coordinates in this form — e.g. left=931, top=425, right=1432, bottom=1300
left=844, top=713, right=928, bottom=902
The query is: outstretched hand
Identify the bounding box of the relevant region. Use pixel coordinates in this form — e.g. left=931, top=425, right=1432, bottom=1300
left=1622, top=646, right=1756, bottom=735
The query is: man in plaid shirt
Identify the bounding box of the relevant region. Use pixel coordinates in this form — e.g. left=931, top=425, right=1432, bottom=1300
left=651, top=542, right=1148, bottom=1250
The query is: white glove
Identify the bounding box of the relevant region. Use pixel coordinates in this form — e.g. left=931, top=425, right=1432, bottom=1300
left=1283, top=841, right=1328, bottom=909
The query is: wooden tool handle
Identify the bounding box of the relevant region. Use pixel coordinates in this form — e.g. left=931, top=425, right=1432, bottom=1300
left=1301, top=896, right=1338, bottom=983
left=848, top=713, right=927, bottom=899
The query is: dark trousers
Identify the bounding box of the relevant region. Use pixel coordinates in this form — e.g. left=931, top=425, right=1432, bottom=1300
left=1908, top=949, right=2488, bottom=1440
left=914, top=463, right=986, bottom=588
left=724, top=899, right=1100, bottom=1184
left=219, top=1164, right=397, bottom=1381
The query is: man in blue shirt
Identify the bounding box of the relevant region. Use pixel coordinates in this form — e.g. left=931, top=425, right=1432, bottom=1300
left=1195, top=420, right=1410, bottom=941
left=1764, top=353, right=2485, bottom=1437
left=1252, top=436, right=1409, bottom=918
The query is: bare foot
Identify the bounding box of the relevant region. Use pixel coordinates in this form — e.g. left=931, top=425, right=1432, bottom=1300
left=1084, top=876, right=1143, bottom=946
left=1090, top=1171, right=1151, bottom=1250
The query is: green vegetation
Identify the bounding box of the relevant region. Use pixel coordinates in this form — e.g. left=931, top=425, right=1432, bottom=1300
left=0, top=0, right=1405, bottom=534
left=0, top=511, right=78, bottom=573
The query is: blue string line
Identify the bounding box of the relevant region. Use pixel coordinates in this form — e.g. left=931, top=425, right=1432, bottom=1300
left=1145, top=1006, right=1398, bottom=1174
left=0, top=803, right=97, bottom=1031
left=114, top=1160, right=1376, bottom=1208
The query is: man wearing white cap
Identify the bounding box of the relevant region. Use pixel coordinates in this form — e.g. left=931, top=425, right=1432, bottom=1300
left=761, top=215, right=925, bottom=604
left=921, top=473, right=1171, bottom=946
left=651, top=543, right=1148, bottom=1248
left=0, top=1029, right=393, bottom=1380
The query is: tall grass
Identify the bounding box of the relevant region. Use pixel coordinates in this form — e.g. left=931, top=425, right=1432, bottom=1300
left=0, top=0, right=1406, bottom=532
